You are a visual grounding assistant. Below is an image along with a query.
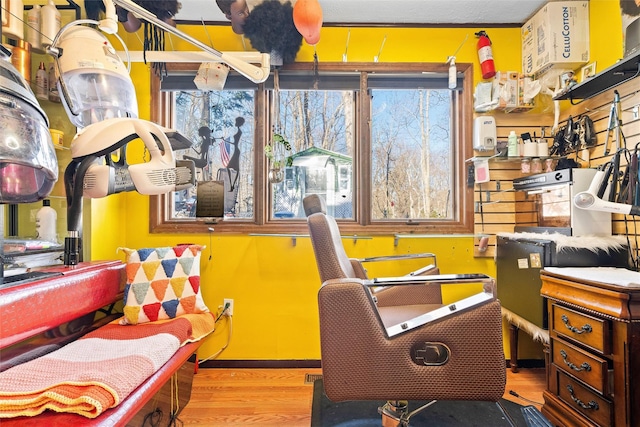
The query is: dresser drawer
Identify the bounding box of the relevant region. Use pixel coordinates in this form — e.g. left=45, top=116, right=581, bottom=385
left=556, top=369, right=613, bottom=427
left=551, top=303, right=610, bottom=354
left=551, top=338, right=611, bottom=396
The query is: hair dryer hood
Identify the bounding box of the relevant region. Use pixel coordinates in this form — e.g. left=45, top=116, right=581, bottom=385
left=56, top=25, right=138, bottom=128
left=0, top=54, right=58, bottom=204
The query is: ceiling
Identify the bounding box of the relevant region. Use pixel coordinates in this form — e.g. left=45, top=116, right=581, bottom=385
left=175, top=0, right=548, bottom=27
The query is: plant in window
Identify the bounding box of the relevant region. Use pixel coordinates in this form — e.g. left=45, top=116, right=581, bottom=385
left=265, top=133, right=292, bottom=183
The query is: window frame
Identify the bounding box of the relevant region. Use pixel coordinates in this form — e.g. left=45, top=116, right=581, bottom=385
left=149, top=62, right=474, bottom=235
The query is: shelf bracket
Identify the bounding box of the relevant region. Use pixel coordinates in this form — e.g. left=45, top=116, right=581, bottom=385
left=568, top=62, right=640, bottom=105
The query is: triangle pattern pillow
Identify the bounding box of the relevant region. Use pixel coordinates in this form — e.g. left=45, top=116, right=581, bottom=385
left=119, top=245, right=209, bottom=325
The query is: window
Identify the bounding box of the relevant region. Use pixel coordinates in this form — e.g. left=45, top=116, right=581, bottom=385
left=171, top=90, right=255, bottom=219
left=370, top=88, right=453, bottom=220
left=272, top=88, right=355, bottom=220
left=150, top=62, right=474, bottom=235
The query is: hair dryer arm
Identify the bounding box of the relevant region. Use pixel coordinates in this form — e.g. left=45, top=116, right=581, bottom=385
left=110, top=0, right=269, bottom=83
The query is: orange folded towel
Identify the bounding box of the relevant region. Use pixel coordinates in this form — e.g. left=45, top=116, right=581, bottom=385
left=0, top=312, right=215, bottom=419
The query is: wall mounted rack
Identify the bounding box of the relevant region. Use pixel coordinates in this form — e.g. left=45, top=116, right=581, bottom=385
left=554, top=51, right=640, bottom=104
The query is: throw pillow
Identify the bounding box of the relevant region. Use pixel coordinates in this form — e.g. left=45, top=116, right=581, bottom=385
left=119, top=245, right=209, bottom=325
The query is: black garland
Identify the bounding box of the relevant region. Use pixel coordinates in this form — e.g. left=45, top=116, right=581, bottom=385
left=85, top=1, right=180, bottom=78
left=144, top=21, right=167, bottom=78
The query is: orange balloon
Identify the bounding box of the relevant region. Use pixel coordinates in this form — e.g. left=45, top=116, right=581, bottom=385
left=293, top=0, right=323, bottom=45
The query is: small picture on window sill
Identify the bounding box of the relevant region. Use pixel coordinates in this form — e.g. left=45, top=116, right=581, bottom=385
left=559, top=71, right=576, bottom=90
left=581, top=62, right=596, bottom=81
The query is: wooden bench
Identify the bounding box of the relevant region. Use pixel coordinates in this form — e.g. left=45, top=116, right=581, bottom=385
left=0, top=261, right=202, bottom=426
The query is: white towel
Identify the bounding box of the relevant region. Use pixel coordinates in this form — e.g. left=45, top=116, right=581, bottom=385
left=544, top=267, right=640, bottom=287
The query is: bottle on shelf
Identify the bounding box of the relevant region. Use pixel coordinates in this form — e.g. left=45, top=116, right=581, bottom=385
left=40, top=0, right=61, bottom=48
left=507, top=131, right=519, bottom=157
left=35, top=62, right=48, bottom=101
left=1, top=0, right=23, bottom=41
left=25, top=5, right=42, bottom=52
left=35, top=199, right=58, bottom=243
left=48, top=63, right=61, bottom=102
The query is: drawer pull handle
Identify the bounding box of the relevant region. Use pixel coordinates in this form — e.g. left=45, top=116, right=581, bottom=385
left=566, top=384, right=599, bottom=411
left=561, top=315, right=593, bottom=335
left=560, top=349, right=592, bottom=372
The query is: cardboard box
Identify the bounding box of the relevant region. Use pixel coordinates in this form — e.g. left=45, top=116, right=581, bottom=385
left=521, top=1, right=590, bottom=76
left=623, top=15, right=640, bottom=57
left=521, top=17, right=536, bottom=75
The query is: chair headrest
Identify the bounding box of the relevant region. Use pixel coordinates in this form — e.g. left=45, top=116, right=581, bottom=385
left=303, top=194, right=327, bottom=217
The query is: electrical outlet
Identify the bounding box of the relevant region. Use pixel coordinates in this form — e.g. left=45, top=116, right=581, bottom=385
left=223, top=298, right=234, bottom=316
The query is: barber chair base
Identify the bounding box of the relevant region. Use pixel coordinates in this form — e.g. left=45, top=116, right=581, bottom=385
left=379, top=400, right=438, bottom=427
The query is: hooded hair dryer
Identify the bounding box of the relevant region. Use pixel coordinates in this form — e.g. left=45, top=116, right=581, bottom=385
left=0, top=47, right=58, bottom=204
left=64, top=118, right=194, bottom=265
left=47, top=23, right=137, bottom=129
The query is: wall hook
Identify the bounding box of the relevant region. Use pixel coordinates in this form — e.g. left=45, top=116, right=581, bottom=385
left=374, top=35, right=387, bottom=63
left=343, top=29, right=350, bottom=62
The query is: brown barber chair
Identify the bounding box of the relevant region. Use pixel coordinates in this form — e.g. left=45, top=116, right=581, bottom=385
left=303, top=194, right=506, bottom=427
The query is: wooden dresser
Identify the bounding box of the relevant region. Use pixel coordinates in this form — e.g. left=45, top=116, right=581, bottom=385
left=540, top=268, right=640, bottom=427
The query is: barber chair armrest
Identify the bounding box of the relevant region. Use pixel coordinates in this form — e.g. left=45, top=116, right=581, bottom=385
left=358, top=254, right=439, bottom=306
left=367, top=273, right=496, bottom=297
left=383, top=291, right=495, bottom=337
left=358, top=252, right=437, bottom=266
left=366, top=274, right=498, bottom=337
left=357, top=253, right=438, bottom=276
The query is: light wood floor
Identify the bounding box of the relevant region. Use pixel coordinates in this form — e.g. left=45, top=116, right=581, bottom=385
left=177, top=367, right=546, bottom=426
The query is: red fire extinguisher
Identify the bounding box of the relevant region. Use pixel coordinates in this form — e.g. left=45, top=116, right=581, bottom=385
left=475, top=30, right=496, bottom=80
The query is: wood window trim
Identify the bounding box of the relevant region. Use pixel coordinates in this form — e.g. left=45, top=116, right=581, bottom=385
left=149, top=62, right=474, bottom=235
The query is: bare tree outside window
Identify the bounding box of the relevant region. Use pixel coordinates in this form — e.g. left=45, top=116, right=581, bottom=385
left=371, top=89, right=453, bottom=220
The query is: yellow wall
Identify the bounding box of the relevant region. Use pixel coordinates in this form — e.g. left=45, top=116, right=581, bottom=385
left=589, top=0, right=624, bottom=68
left=86, top=0, right=623, bottom=361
